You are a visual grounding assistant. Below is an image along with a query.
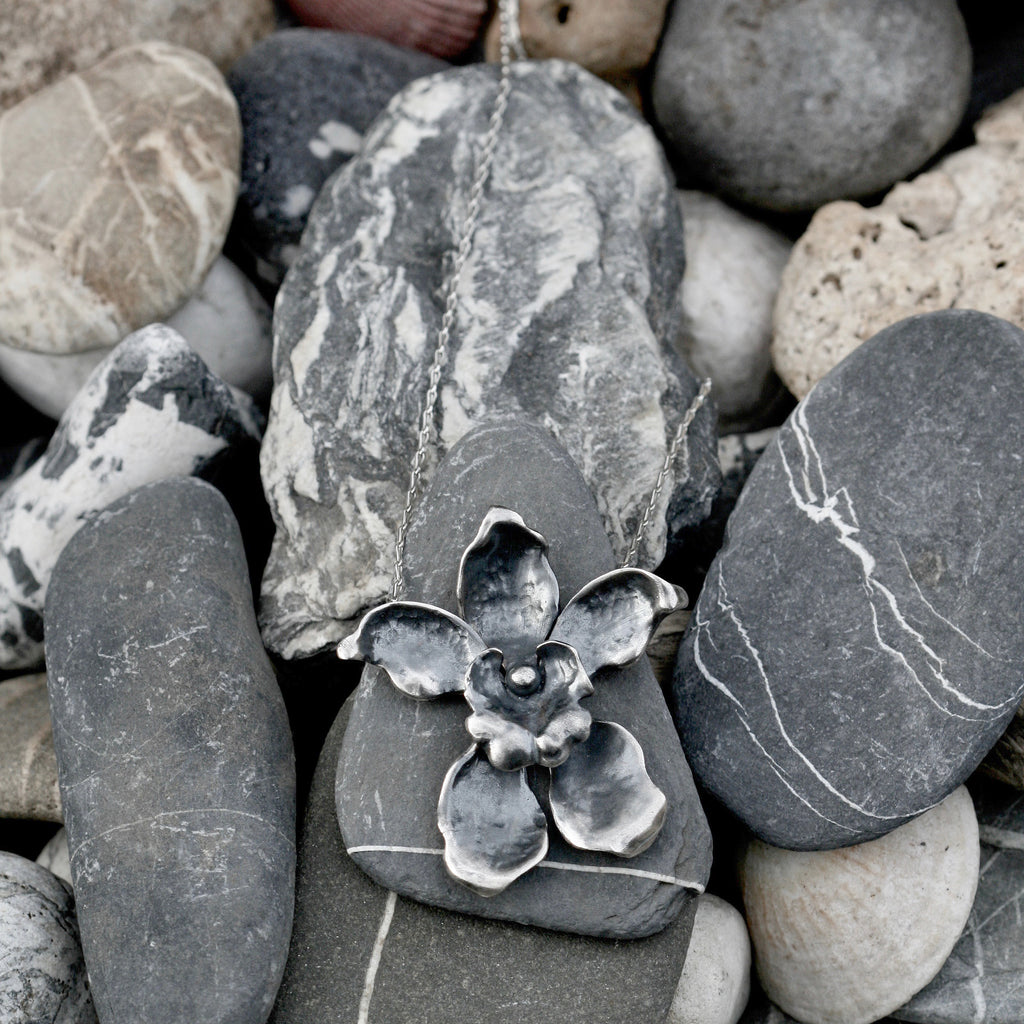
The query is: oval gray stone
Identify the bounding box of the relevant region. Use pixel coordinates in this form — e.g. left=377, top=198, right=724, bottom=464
left=337, top=421, right=711, bottom=938
left=45, top=477, right=295, bottom=1024
left=0, top=851, right=97, bottom=1023
left=673, top=310, right=1024, bottom=849
left=259, top=58, right=718, bottom=661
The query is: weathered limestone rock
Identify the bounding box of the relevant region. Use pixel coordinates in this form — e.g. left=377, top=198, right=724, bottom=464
left=0, top=675, right=61, bottom=822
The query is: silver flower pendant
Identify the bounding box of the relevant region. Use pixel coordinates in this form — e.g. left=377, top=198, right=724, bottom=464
left=338, top=507, right=683, bottom=896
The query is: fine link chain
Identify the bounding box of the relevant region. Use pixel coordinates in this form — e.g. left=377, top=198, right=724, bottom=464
left=622, top=377, right=713, bottom=570
left=389, top=3, right=518, bottom=599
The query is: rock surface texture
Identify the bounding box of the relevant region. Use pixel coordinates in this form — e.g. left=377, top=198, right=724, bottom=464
left=45, top=478, right=295, bottom=1024
left=0, top=852, right=97, bottom=1023
left=0, top=324, right=261, bottom=669
left=271, top=699, right=699, bottom=1024
left=773, top=89, right=1024, bottom=398
left=0, top=0, right=274, bottom=110
left=651, top=0, right=970, bottom=211
left=981, top=703, right=1024, bottom=790
left=741, top=787, right=979, bottom=1024
left=228, top=30, right=447, bottom=287
left=673, top=310, right=1024, bottom=849
left=894, top=783, right=1024, bottom=1024
left=37, top=830, right=72, bottom=886
left=0, top=42, right=240, bottom=356
left=0, top=674, right=61, bottom=821
left=337, top=422, right=711, bottom=938
left=261, top=59, right=717, bottom=660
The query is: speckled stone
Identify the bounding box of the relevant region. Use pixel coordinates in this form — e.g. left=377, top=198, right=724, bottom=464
left=45, top=477, right=295, bottom=1024
left=0, top=0, right=274, bottom=111
left=773, top=89, right=1024, bottom=398
left=674, top=310, right=1024, bottom=849
left=0, top=675, right=61, bottom=821
left=0, top=851, right=97, bottom=1023
left=270, top=698, right=698, bottom=1024
left=261, top=59, right=717, bottom=660
left=337, top=421, right=712, bottom=938
left=0, top=42, right=240, bottom=356
left=651, top=0, right=970, bottom=212
left=742, top=787, right=978, bottom=1024
left=228, top=29, right=447, bottom=287
left=0, top=323, right=262, bottom=671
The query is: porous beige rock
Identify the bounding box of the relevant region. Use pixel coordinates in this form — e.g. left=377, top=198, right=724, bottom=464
left=740, top=787, right=979, bottom=1024
left=0, top=42, right=241, bottom=357
left=773, top=89, right=1024, bottom=398
left=0, top=0, right=274, bottom=111
left=0, top=675, right=61, bottom=822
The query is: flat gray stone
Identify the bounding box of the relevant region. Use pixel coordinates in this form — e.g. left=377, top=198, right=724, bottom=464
left=271, top=698, right=698, bottom=1024
left=45, top=478, right=295, bottom=1024
left=0, top=851, right=97, bottom=1023
left=260, top=58, right=717, bottom=661
left=673, top=310, right=1024, bottom=849
left=337, top=421, right=711, bottom=938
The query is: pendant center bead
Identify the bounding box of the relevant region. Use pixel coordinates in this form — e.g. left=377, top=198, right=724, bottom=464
left=506, top=661, right=542, bottom=696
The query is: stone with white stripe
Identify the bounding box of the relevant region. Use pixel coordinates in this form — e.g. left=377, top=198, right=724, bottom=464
left=260, top=58, right=717, bottom=661
left=673, top=310, right=1024, bottom=849
left=336, top=421, right=711, bottom=938
left=269, top=697, right=698, bottom=1024
left=893, top=781, right=1024, bottom=1024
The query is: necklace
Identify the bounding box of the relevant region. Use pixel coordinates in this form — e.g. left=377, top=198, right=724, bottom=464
left=338, top=0, right=712, bottom=897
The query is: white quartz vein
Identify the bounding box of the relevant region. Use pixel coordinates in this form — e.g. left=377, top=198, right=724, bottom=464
left=780, top=402, right=1013, bottom=719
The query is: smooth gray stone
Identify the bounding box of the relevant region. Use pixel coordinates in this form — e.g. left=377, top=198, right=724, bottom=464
left=260, top=58, right=717, bottom=661
left=271, top=699, right=698, bottom=1024
left=651, top=0, right=971, bottom=212
left=0, top=851, right=97, bottom=1023
left=673, top=310, right=1024, bottom=850
left=45, top=478, right=295, bottom=1024
left=0, top=323, right=262, bottom=671
left=894, top=782, right=1024, bottom=1024
left=337, top=421, right=711, bottom=938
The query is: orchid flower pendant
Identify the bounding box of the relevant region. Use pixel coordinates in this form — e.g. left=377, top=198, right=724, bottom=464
left=338, top=507, right=684, bottom=896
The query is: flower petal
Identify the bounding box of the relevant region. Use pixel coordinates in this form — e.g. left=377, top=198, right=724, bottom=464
left=549, top=568, right=683, bottom=677
left=336, top=601, right=485, bottom=699
left=437, top=746, right=549, bottom=896
left=548, top=721, right=667, bottom=857
left=457, top=507, right=559, bottom=662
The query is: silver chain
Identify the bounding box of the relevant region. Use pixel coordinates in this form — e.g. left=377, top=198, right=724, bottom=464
left=389, top=0, right=712, bottom=596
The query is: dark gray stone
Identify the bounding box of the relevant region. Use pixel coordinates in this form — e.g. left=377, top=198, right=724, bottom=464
left=272, top=698, right=698, bottom=1024
left=673, top=310, right=1024, bottom=850
left=337, top=421, right=711, bottom=938
left=894, top=781, right=1024, bottom=1024
left=227, top=29, right=447, bottom=287
left=45, top=478, right=295, bottom=1024
left=651, top=0, right=971, bottom=211
left=0, top=323, right=262, bottom=671
left=260, top=58, right=717, bottom=661
left=0, top=851, right=97, bottom=1023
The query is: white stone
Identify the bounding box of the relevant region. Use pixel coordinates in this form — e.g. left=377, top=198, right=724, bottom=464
left=773, top=88, right=1024, bottom=398
left=668, top=893, right=751, bottom=1024
left=676, top=191, right=791, bottom=424
left=741, top=787, right=979, bottom=1024
left=37, top=829, right=72, bottom=886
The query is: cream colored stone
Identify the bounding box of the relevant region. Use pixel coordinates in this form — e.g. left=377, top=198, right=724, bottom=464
left=668, top=894, right=751, bottom=1024
left=772, top=89, right=1024, bottom=398
left=36, top=829, right=72, bottom=885
left=741, top=787, right=979, bottom=1024
left=0, top=0, right=274, bottom=111
left=0, top=42, right=240, bottom=356
left=0, top=675, right=61, bottom=822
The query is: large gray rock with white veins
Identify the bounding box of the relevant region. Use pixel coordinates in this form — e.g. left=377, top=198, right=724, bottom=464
left=651, top=0, right=971, bottom=212
left=894, top=782, right=1024, bottom=1024
left=0, top=42, right=240, bottom=356
left=0, top=852, right=97, bottom=1023
left=337, top=422, right=711, bottom=938
left=673, top=310, right=1024, bottom=849
left=0, top=323, right=261, bottom=671
left=45, top=477, right=295, bottom=1024
left=261, top=58, right=717, bottom=660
